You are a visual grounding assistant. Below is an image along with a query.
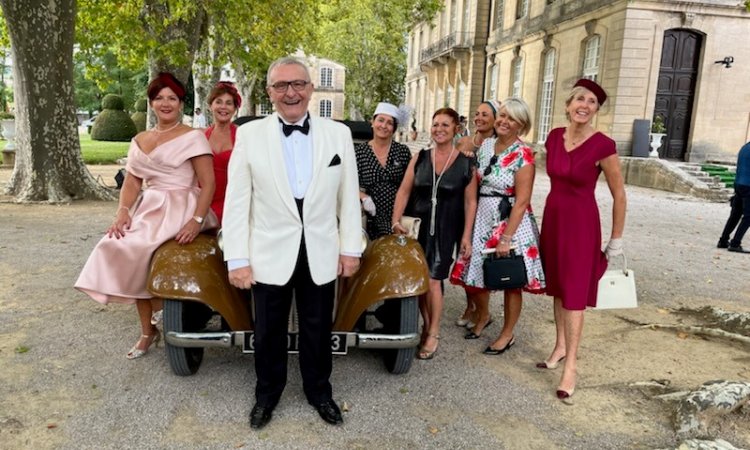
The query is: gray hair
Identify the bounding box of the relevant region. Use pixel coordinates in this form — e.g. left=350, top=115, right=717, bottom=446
left=266, top=56, right=311, bottom=85
left=499, top=97, right=532, bottom=136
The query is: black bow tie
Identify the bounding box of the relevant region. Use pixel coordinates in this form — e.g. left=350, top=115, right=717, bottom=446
left=280, top=117, right=310, bottom=136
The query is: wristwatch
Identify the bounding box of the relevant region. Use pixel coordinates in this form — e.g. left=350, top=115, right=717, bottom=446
left=192, top=215, right=204, bottom=224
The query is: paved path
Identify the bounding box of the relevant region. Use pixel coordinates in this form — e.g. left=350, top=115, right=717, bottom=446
left=0, top=165, right=748, bottom=449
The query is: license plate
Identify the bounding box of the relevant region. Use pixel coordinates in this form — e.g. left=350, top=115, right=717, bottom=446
left=242, top=332, right=348, bottom=355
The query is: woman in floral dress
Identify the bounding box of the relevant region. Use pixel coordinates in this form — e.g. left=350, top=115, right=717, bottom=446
left=453, top=98, right=545, bottom=352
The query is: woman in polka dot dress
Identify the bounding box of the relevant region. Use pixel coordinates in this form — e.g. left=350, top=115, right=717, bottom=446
left=355, top=102, right=412, bottom=239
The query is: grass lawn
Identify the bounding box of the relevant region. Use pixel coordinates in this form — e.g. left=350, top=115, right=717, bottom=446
left=79, top=130, right=130, bottom=164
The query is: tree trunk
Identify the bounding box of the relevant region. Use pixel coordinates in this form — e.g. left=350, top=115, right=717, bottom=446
left=141, top=1, right=207, bottom=127
left=0, top=0, right=115, bottom=202
left=193, top=20, right=223, bottom=126
left=234, top=63, right=258, bottom=117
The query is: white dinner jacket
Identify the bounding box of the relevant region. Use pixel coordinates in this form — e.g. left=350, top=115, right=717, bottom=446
left=222, top=113, right=361, bottom=286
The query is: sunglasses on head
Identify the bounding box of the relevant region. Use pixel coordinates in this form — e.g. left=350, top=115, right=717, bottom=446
left=483, top=154, right=498, bottom=176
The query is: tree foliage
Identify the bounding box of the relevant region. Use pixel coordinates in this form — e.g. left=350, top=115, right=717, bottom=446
left=315, top=0, right=440, bottom=119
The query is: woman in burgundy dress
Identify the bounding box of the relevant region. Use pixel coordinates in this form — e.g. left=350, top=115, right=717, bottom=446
left=204, top=81, right=241, bottom=224
left=538, top=79, right=626, bottom=402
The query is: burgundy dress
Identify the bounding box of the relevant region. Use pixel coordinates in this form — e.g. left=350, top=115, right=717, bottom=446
left=205, top=123, right=237, bottom=224
left=539, top=127, right=616, bottom=310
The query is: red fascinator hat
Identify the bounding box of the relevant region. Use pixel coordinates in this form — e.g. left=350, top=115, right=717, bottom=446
left=215, top=81, right=242, bottom=109
left=574, top=78, right=607, bottom=105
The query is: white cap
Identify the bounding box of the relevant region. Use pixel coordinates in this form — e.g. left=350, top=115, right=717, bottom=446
left=373, top=102, right=400, bottom=121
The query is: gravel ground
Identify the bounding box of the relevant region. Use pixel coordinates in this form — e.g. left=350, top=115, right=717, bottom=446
left=0, top=165, right=748, bottom=450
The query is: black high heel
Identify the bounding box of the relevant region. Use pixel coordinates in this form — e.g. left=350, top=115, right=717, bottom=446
left=482, top=336, right=515, bottom=355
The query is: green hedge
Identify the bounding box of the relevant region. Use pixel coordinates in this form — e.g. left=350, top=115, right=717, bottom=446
left=91, top=94, right=137, bottom=142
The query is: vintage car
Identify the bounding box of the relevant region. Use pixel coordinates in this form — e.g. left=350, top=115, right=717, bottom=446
left=146, top=118, right=429, bottom=376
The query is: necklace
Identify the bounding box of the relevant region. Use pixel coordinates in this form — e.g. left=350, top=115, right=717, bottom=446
left=430, top=146, right=457, bottom=236
left=153, top=122, right=181, bottom=133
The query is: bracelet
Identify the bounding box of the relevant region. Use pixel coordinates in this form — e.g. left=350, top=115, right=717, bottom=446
left=116, top=205, right=130, bottom=214
left=391, top=222, right=400, bottom=231
left=499, top=234, right=512, bottom=243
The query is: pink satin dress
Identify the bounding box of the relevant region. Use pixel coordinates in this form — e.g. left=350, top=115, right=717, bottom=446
left=75, top=130, right=217, bottom=304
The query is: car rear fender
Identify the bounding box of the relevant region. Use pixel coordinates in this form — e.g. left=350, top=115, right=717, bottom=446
left=334, top=235, right=429, bottom=330
left=147, top=234, right=252, bottom=331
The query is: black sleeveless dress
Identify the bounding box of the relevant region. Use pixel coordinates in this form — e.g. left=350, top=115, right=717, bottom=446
left=406, top=149, right=474, bottom=279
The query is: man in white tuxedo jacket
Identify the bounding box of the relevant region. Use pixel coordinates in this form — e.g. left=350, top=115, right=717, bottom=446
left=222, top=57, right=361, bottom=429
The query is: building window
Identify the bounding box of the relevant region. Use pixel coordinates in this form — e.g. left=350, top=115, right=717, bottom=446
left=457, top=81, right=466, bottom=116
left=320, top=67, right=333, bottom=88
left=259, top=102, right=273, bottom=116
left=450, top=0, right=457, bottom=33
left=319, top=99, right=332, bottom=118
left=582, top=35, right=601, bottom=81
left=511, top=57, right=523, bottom=97
left=446, top=84, right=454, bottom=108
left=487, top=63, right=498, bottom=100
left=516, top=0, right=528, bottom=19
left=537, top=49, right=556, bottom=142
left=463, top=0, right=471, bottom=33
left=494, top=0, right=505, bottom=30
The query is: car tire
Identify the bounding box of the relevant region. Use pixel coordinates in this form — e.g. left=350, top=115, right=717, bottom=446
left=382, top=296, right=418, bottom=374
left=164, top=299, right=209, bottom=376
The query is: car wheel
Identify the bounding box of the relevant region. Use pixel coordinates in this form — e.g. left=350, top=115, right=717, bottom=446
left=381, top=296, right=418, bottom=374
left=164, top=299, right=210, bottom=376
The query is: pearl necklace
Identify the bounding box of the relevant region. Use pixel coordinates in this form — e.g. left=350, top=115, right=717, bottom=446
left=152, top=122, right=181, bottom=133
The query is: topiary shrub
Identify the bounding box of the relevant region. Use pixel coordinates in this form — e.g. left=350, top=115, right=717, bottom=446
left=92, top=94, right=137, bottom=141
left=130, top=98, right=148, bottom=132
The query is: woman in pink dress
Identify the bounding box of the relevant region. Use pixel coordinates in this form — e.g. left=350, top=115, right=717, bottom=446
left=75, top=73, right=217, bottom=359
left=203, top=81, right=241, bottom=224
left=538, top=79, right=626, bottom=402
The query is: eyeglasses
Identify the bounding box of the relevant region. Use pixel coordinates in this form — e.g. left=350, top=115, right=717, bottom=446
left=268, top=80, right=310, bottom=93
left=483, top=155, right=498, bottom=176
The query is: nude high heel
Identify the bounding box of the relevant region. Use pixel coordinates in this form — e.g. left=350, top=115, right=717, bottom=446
left=126, top=331, right=161, bottom=360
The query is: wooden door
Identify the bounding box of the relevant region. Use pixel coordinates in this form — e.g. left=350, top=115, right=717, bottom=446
left=654, top=29, right=702, bottom=160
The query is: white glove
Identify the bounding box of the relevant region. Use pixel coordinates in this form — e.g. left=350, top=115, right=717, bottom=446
left=605, top=238, right=624, bottom=259
left=361, top=196, right=376, bottom=216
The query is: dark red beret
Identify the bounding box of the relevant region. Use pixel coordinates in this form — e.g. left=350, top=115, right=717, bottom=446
left=574, top=78, right=607, bottom=105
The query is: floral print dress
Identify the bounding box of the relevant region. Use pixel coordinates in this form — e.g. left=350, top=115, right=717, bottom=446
left=453, top=137, right=545, bottom=293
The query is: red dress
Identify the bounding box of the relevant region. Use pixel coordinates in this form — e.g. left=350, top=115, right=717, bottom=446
left=204, top=124, right=237, bottom=224
left=539, top=128, right=616, bottom=310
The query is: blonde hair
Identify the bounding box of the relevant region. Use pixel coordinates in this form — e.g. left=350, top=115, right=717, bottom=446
left=499, top=97, right=532, bottom=136
left=564, top=86, right=600, bottom=121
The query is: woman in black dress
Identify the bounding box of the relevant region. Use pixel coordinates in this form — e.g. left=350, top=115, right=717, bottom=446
left=392, top=107, right=478, bottom=359
left=355, top=102, right=412, bottom=239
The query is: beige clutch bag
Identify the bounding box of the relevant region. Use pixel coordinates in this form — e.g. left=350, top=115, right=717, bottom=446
left=399, top=216, right=421, bottom=240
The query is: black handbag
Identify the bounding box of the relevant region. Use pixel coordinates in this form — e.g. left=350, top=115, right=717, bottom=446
left=482, top=250, right=527, bottom=290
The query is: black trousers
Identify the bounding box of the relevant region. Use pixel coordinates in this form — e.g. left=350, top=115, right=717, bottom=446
left=251, top=200, right=335, bottom=408
left=720, top=184, right=750, bottom=247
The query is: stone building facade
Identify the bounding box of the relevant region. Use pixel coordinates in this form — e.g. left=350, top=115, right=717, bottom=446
left=406, top=0, right=750, bottom=161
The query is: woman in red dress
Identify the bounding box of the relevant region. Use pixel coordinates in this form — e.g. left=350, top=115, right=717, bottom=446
left=538, top=79, right=627, bottom=402
left=203, top=81, right=242, bottom=224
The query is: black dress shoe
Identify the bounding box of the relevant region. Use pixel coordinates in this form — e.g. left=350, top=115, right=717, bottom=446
left=717, top=239, right=729, bottom=249
left=313, top=399, right=343, bottom=425
left=728, top=245, right=750, bottom=253
left=249, top=404, right=274, bottom=429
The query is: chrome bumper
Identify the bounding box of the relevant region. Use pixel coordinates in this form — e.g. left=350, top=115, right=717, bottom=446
left=165, top=331, right=419, bottom=350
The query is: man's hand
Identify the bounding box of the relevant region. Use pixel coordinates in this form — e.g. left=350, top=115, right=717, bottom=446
left=228, top=266, right=255, bottom=289
left=338, top=255, right=360, bottom=277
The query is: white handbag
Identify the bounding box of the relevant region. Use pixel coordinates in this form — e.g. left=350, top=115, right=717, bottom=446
left=399, top=216, right=421, bottom=240
left=594, top=255, right=638, bottom=310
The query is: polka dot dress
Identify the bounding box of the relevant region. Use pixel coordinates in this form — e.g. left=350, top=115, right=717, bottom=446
left=355, top=141, right=412, bottom=239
